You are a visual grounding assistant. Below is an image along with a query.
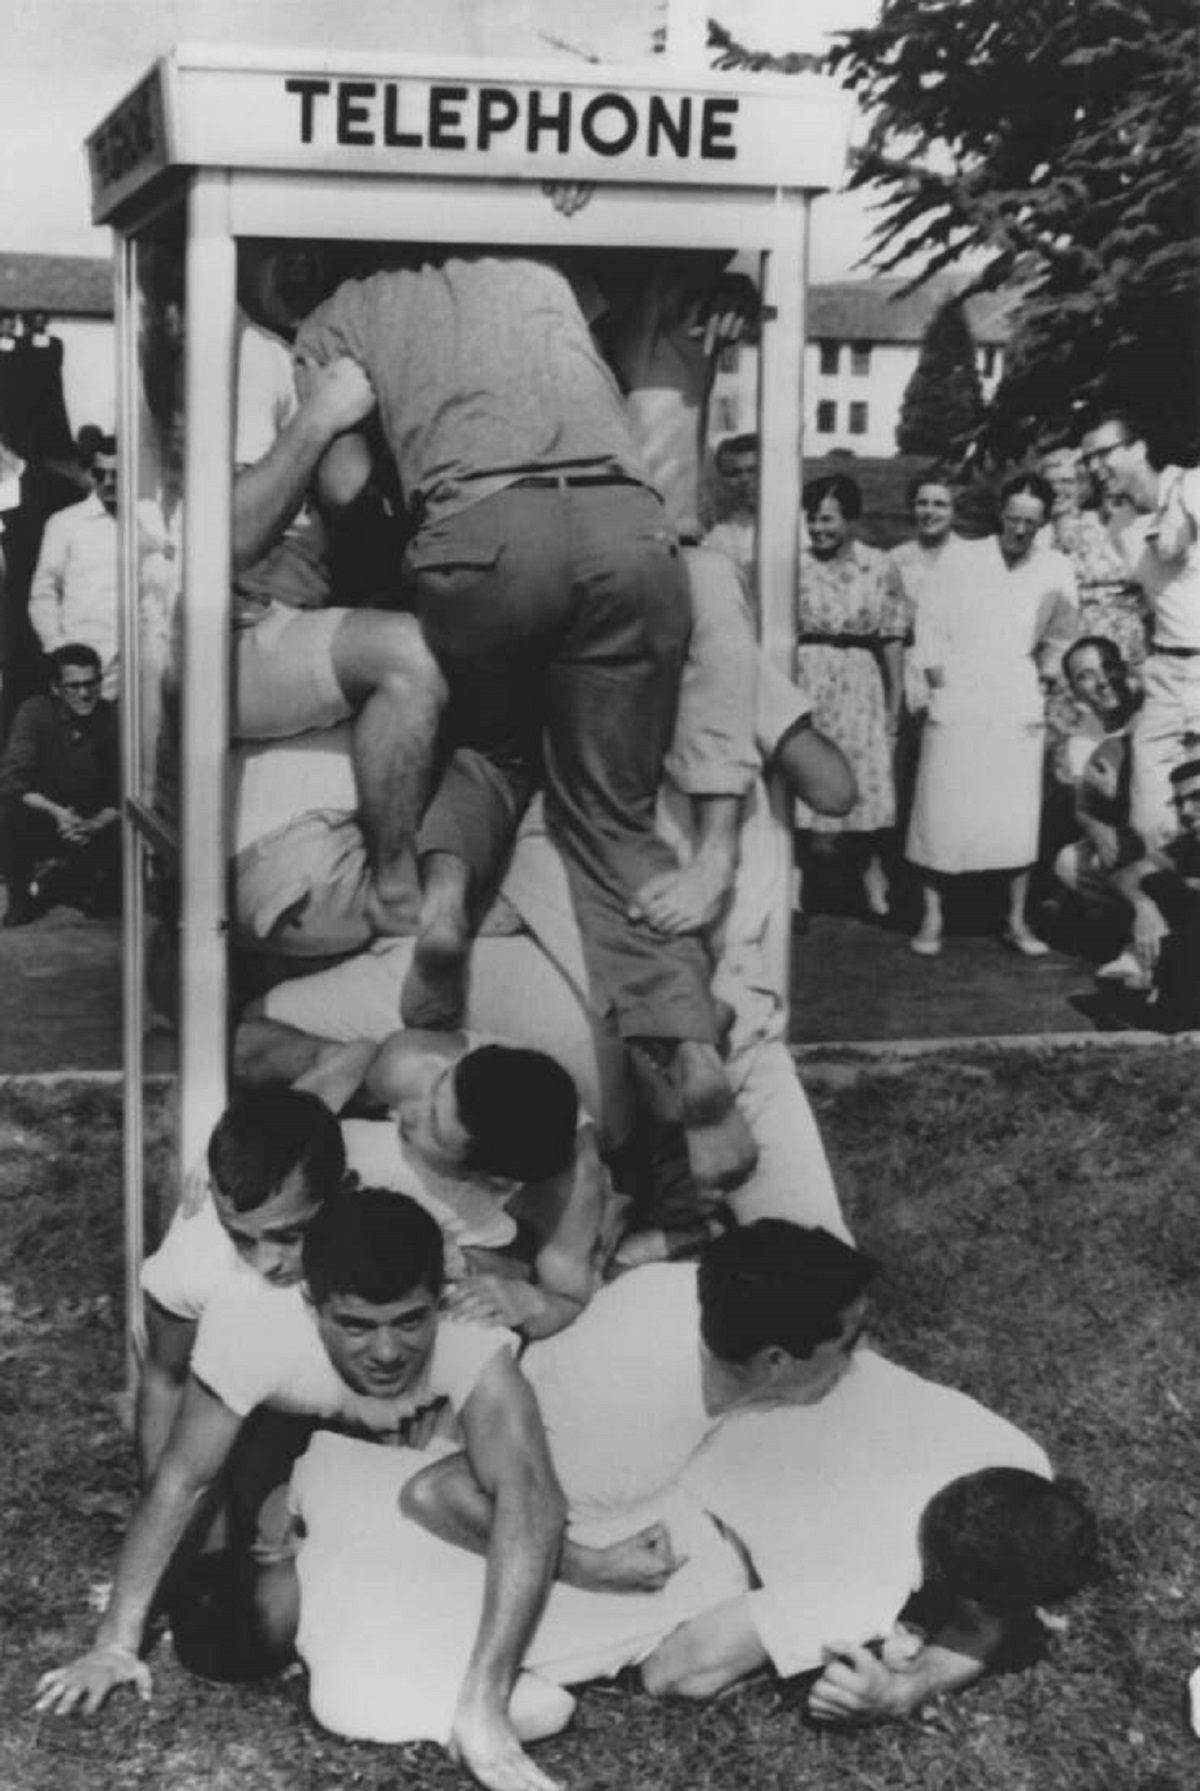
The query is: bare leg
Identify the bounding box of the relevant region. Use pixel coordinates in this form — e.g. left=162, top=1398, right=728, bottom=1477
left=862, top=839, right=891, bottom=918
left=400, top=850, right=473, bottom=1028
left=332, top=611, right=447, bottom=936
left=910, top=876, right=944, bottom=955
left=1004, top=867, right=1049, bottom=955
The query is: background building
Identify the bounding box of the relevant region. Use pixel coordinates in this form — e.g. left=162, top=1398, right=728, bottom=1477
left=0, top=254, right=114, bottom=439
left=710, top=272, right=1019, bottom=457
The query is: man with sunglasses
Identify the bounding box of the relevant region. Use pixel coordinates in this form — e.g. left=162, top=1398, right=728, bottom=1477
left=0, top=641, right=119, bottom=924
left=27, top=433, right=120, bottom=699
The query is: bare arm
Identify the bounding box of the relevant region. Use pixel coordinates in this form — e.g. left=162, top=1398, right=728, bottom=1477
left=34, top=1377, right=243, bottom=1715
left=1111, top=850, right=1174, bottom=972
left=400, top=1449, right=684, bottom=1596
left=232, top=355, right=374, bottom=571
left=807, top=1605, right=1009, bottom=1724
left=448, top=1352, right=567, bottom=1791
left=134, top=1298, right=197, bottom=1484
left=448, top=1126, right=609, bottom=1339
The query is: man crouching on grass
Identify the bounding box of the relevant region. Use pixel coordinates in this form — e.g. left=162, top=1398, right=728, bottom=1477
left=35, top=1189, right=567, bottom=1791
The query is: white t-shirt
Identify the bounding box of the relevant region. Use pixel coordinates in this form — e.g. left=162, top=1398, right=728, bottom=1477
left=289, top=1430, right=746, bottom=1746
left=140, top=1125, right=520, bottom=1324
left=191, top=1275, right=514, bottom=1430
left=523, top=1263, right=715, bottom=1532
left=1123, top=465, right=1200, bottom=649
left=682, top=1349, right=1051, bottom=1679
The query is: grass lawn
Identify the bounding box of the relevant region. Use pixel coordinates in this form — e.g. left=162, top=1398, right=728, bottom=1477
left=1, top=1052, right=1197, bottom=1791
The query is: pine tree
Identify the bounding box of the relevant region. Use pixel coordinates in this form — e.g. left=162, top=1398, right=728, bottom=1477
left=895, top=299, right=984, bottom=458
left=824, top=0, right=1200, bottom=461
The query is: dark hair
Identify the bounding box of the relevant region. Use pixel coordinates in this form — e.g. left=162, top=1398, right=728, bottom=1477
left=906, top=466, right=957, bottom=509
left=715, top=433, right=758, bottom=472
left=86, top=433, right=117, bottom=462
left=1169, top=757, right=1200, bottom=788
left=453, top=1045, right=579, bottom=1183
left=803, top=473, right=863, bottom=523
left=919, top=1469, right=1101, bottom=1614
left=49, top=643, right=103, bottom=680
left=302, top=1187, right=444, bottom=1308
left=998, top=472, right=1055, bottom=520
left=1082, top=409, right=1147, bottom=453
left=697, top=1221, right=877, bottom=1364
left=1063, top=635, right=1126, bottom=684
left=207, top=1087, right=345, bottom=1215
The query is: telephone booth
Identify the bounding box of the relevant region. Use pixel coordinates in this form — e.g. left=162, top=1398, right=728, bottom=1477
left=87, top=44, right=852, bottom=1377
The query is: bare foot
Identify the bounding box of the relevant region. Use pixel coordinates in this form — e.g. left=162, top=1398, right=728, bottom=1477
left=627, top=1039, right=757, bottom=1194
left=673, top=1040, right=757, bottom=1193
left=611, top=1218, right=724, bottom=1274
left=628, top=852, right=734, bottom=937
left=293, top=1038, right=379, bottom=1113
left=366, top=874, right=421, bottom=938
left=400, top=912, right=470, bottom=1029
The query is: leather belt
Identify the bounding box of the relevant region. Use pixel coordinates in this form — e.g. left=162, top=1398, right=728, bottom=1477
left=1151, top=642, right=1200, bottom=658
left=507, top=472, right=644, bottom=491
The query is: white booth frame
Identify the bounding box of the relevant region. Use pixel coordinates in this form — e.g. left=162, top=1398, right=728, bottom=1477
left=94, top=47, right=852, bottom=1380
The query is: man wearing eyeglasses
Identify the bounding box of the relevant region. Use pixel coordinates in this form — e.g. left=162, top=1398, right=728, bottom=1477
left=1081, top=411, right=1200, bottom=848
left=0, top=641, right=119, bottom=925
left=27, top=434, right=120, bottom=700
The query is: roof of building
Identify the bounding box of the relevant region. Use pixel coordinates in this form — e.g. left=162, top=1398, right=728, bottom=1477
left=0, top=254, right=113, bottom=318
left=0, top=253, right=1017, bottom=342
left=808, top=273, right=1019, bottom=346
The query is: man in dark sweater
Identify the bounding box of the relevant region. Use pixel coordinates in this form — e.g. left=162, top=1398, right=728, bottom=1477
left=0, top=642, right=119, bottom=925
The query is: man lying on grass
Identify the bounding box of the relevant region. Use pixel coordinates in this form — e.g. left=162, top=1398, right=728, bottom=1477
left=36, top=1190, right=567, bottom=1791
left=131, top=1227, right=1099, bottom=1753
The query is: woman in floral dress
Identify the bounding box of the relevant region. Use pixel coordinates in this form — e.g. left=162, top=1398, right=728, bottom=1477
left=794, top=474, right=911, bottom=921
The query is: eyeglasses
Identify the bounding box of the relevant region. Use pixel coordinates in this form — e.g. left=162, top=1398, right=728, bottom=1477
left=59, top=676, right=101, bottom=693
left=1080, top=440, right=1127, bottom=467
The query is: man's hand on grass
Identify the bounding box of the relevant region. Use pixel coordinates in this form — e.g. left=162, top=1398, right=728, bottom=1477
left=34, top=1643, right=151, bottom=1716
left=807, top=1640, right=913, bottom=1725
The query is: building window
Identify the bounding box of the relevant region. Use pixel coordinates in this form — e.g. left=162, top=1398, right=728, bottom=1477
left=979, top=345, right=999, bottom=379
left=850, top=341, right=872, bottom=376
left=816, top=399, right=837, bottom=434
left=849, top=401, right=868, bottom=436
left=819, top=340, right=840, bottom=376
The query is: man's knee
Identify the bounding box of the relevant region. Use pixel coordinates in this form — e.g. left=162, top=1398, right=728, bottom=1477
left=333, top=610, right=447, bottom=712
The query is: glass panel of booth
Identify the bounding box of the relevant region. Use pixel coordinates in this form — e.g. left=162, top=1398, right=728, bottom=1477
left=116, top=200, right=188, bottom=1364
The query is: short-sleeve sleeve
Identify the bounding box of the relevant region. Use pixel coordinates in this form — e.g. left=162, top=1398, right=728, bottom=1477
left=235, top=321, right=298, bottom=467
left=190, top=1283, right=294, bottom=1416
left=429, top=1319, right=518, bottom=1413
left=140, top=1162, right=238, bottom=1322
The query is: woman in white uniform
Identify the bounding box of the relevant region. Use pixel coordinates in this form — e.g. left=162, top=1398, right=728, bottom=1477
left=906, top=473, right=1079, bottom=956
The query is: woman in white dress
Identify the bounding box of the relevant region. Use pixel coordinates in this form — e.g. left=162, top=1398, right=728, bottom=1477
left=906, top=473, right=1079, bottom=956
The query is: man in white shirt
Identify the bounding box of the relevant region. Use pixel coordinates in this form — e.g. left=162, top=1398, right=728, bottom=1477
left=37, top=1188, right=566, bottom=1791
left=642, top=1356, right=1100, bottom=1718
left=1084, top=410, right=1200, bottom=846
left=702, top=433, right=758, bottom=597
left=27, top=436, right=119, bottom=698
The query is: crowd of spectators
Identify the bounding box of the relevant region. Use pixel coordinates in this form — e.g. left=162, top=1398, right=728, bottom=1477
left=699, top=420, right=1198, bottom=1035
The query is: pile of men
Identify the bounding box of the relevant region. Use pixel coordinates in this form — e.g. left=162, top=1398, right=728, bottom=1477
left=34, top=237, right=1102, bottom=1791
